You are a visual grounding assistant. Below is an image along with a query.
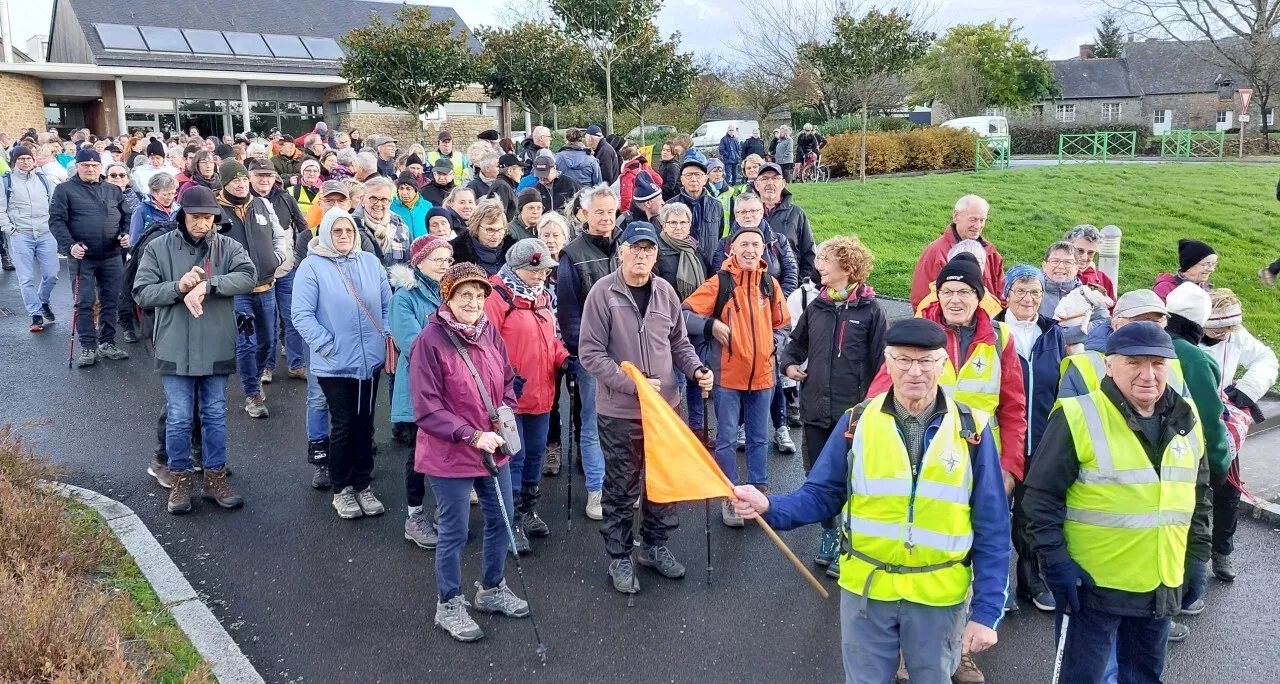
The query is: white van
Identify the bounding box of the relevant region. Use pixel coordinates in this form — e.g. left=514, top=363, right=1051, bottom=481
left=940, top=115, right=1008, bottom=137
left=692, top=119, right=761, bottom=150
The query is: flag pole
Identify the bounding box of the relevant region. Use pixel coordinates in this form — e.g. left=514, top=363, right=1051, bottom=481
left=752, top=515, right=829, bottom=599
left=700, top=386, right=713, bottom=586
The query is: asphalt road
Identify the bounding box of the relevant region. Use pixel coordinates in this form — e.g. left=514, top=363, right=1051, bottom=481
left=2, top=262, right=1279, bottom=684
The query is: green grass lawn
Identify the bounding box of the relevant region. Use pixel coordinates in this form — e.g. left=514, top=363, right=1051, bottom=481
left=790, top=163, right=1280, bottom=351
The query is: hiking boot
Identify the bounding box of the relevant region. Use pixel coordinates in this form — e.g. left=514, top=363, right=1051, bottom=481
left=148, top=462, right=174, bottom=489
left=167, top=471, right=196, bottom=514
left=639, top=544, right=686, bottom=579
left=405, top=509, right=438, bottom=549
left=355, top=487, right=385, bottom=516
left=287, top=366, right=308, bottom=379
left=896, top=652, right=909, bottom=683
left=787, top=402, right=802, bottom=427
left=307, top=438, right=328, bottom=462
left=29, top=315, right=43, bottom=333
left=244, top=393, right=268, bottom=419
left=332, top=487, right=363, bottom=519
left=609, top=557, right=639, bottom=594
left=585, top=490, right=603, bottom=520
left=260, top=368, right=273, bottom=384
left=952, top=653, right=984, bottom=683
left=435, top=595, right=483, bottom=642
left=721, top=499, right=744, bottom=528
left=97, top=343, right=129, bottom=360
left=825, top=556, right=841, bottom=579
left=1180, top=598, right=1206, bottom=616
left=816, top=528, right=839, bottom=567
left=40, top=304, right=55, bottom=322
left=391, top=422, right=413, bottom=444
left=76, top=348, right=97, bottom=367
left=1, top=254, right=13, bottom=270
left=510, top=525, right=531, bottom=555
left=474, top=579, right=530, bottom=618
left=542, top=443, right=562, bottom=475
left=521, top=510, right=550, bottom=538
left=122, top=329, right=139, bottom=344
left=1260, top=267, right=1276, bottom=286
left=774, top=426, right=797, bottom=454
left=311, top=465, right=330, bottom=490
left=735, top=425, right=746, bottom=449
left=1212, top=552, right=1236, bottom=582
left=1167, top=621, right=1190, bottom=642
left=202, top=469, right=244, bottom=509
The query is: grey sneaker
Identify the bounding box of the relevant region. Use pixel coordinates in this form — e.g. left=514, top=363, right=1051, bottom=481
left=521, top=510, right=549, bottom=538
left=1167, top=620, right=1190, bottom=642
left=639, top=544, right=686, bottom=579
left=332, top=486, right=363, bottom=519
left=435, top=595, right=483, bottom=642
left=773, top=426, right=797, bottom=454
left=474, top=579, right=530, bottom=618
left=148, top=462, right=174, bottom=489
left=76, top=348, right=97, bottom=367
left=721, top=499, right=744, bottom=528
left=585, top=490, right=603, bottom=520
left=260, top=368, right=273, bottom=384
left=608, top=557, right=639, bottom=594
left=1180, top=598, right=1206, bottom=616
left=97, top=342, right=129, bottom=360
left=311, top=465, right=330, bottom=490
left=245, top=393, right=269, bottom=418
left=405, top=510, right=438, bottom=549
left=735, top=425, right=746, bottom=449
left=356, top=487, right=385, bottom=516
left=510, top=525, right=531, bottom=555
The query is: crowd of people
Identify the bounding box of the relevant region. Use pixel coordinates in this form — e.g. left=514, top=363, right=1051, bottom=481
left=1, top=120, right=1276, bottom=684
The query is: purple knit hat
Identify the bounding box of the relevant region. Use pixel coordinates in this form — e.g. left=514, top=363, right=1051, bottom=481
left=409, top=235, right=452, bottom=268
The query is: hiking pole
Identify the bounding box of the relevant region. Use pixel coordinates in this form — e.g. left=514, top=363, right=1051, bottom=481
left=67, top=260, right=81, bottom=368
left=483, top=450, right=548, bottom=664
left=700, top=377, right=713, bottom=586
left=566, top=371, right=577, bottom=532
left=1051, top=610, right=1070, bottom=684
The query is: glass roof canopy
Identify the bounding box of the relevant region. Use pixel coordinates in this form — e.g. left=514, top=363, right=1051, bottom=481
left=93, top=24, right=344, bottom=61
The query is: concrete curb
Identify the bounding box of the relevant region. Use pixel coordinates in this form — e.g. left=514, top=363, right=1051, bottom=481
left=1241, top=495, right=1280, bottom=525
left=49, top=483, right=265, bottom=684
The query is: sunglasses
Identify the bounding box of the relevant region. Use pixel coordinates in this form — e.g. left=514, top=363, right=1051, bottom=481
left=108, top=173, right=128, bottom=179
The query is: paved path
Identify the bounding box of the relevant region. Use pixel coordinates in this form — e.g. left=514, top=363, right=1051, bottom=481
left=2, top=263, right=1279, bottom=683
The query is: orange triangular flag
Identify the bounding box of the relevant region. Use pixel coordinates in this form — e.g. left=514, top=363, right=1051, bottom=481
left=620, top=361, right=735, bottom=504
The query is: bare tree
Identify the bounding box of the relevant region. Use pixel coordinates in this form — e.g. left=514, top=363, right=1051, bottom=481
left=913, top=53, right=989, bottom=117
left=692, top=56, right=734, bottom=122
left=1102, top=0, right=1280, bottom=148
left=732, top=69, right=797, bottom=121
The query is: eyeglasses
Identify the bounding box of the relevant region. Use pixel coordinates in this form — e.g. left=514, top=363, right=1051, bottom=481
left=885, top=353, right=945, bottom=371
left=426, top=256, right=454, bottom=266
left=625, top=244, right=658, bottom=256
left=367, top=196, right=392, bottom=204
left=937, top=288, right=977, bottom=300
left=107, top=173, right=128, bottom=179
left=1044, top=258, right=1075, bottom=267
left=331, top=228, right=356, bottom=236
left=734, top=207, right=763, bottom=215
left=1009, top=288, right=1043, bottom=300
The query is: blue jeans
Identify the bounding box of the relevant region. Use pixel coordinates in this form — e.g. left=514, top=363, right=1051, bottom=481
left=304, top=348, right=329, bottom=442
left=725, top=162, right=741, bottom=185
left=9, top=232, right=59, bottom=316
left=429, top=465, right=513, bottom=602
left=234, top=291, right=277, bottom=397
left=162, top=374, right=229, bottom=473
left=511, top=412, right=551, bottom=493
left=574, top=364, right=605, bottom=492
left=1057, top=606, right=1170, bottom=684
left=714, top=386, right=771, bottom=486
left=267, top=270, right=305, bottom=372
left=770, top=367, right=786, bottom=428
left=1102, top=559, right=1207, bottom=684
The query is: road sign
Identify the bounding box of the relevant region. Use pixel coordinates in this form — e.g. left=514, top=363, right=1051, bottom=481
left=1241, top=88, right=1254, bottom=111
left=1240, top=114, right=1251, bottom=122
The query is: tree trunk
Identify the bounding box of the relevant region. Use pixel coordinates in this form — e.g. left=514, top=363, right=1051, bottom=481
left=1261, top=90, right=1271, bottom=154
left=604, top=61, right=615, bottom=135
left=553, top=104, right=559, bottom=132
left=639, top=112, right=646, bottom=145
left=859, top=103, right=868, bottom=184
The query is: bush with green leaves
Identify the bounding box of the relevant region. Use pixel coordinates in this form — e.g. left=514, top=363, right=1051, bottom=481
left=1010, top=122, right=1153, bottom=155
left=822, top=127, right=978, bottom=177
left=818, top=115, right=917, bottom=136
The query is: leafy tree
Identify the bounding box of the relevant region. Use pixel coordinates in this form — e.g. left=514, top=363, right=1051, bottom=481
left=478, top=22, right=590, bottom=120
left=550, top=0, right=663, bottom=134
left=732, top=69, right=796, bottom=122
left=1093, top=13, right=1124, bottom=58
left=339, top=7, right=482, bottom=124
left=801, top=10, right=933, bottom=182
left=692, top=57, right=734, bottom=123
left=918, top=21, right=1058, bottom=111
left=599, top=27, right=697, bottom=142
left=915, top=54, right=989, bottom=118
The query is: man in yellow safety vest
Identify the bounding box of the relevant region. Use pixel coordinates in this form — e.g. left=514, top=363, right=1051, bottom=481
left=1023, top=321, right=1211, bottom=684
left=1058, top=289, right=1189, bottom=399
left=732, top=318, right=1011, bottom=684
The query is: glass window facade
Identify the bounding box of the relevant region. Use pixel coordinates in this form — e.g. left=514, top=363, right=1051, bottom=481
left=120, top=98, right=323, bottom=138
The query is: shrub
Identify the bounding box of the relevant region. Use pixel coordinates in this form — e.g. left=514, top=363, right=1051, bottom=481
left=863, top=133, right=909, bottom=175
left=1010, top=122, right=1154, bottom=155
left=818, top=114, right=916, bottom=137
left=822, top=127, right=979, bottom=178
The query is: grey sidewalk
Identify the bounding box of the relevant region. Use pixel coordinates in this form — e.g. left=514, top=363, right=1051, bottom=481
left=1239, top=396, right=1280, bottom=523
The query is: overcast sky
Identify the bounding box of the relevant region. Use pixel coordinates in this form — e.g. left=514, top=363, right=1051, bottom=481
left=7, top=0, right=1103, bottom=62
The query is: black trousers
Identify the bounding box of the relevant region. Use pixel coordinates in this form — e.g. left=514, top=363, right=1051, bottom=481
left=117, top=253, right=137, bottom=334
left=71, top=256, right=122, bottom=348
left=803, top=423, right=838, bottom=530
left=318, top=375, right=380, bottom=494
left=402, top=423, right=428, bottom=509
left=598, top=414, right=678, bottom=558
left=1012, top=482, right=1049, bottom=596
left=1212, top=461, right=1243, bottom=556
left=547, top=372, right=564, bottom=447
left=1268, top=256, right=1280, bottom=275
left=154, top=398, right=202, bottom=465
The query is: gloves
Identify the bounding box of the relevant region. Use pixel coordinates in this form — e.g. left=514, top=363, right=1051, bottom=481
left=1225, top=385, right=1264, bottom=422
left=513, top=374, right=526, bottom=399
left=1042, top=559, right=1094, bottom=614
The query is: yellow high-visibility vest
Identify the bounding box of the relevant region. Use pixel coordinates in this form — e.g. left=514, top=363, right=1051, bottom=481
left=938, top=322, right=1008, bottom=451
left=1059, top=351, right=1188, bottom=397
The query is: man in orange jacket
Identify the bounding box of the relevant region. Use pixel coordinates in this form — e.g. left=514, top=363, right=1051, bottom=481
left=683, top=223, right=791, bottom=528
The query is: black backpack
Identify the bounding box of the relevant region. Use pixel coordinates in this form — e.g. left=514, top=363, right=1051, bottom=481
left=710, top=269, right=775, bottom=322
left=122, top=220, right=182, bottom=332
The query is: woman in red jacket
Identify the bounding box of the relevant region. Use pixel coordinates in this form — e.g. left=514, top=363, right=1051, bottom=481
left=484, top=237, right=570, bottom=553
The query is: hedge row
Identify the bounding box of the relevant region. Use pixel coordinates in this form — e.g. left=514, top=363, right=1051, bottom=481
left=823, top=128, right=979, bottom=177
left=818, top=115, right=917, bottom=137
left=1010, top=122, right=1154, bottom=155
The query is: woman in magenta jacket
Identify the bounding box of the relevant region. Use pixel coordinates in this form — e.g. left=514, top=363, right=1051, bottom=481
left=409, top=262, right=528, bottom=643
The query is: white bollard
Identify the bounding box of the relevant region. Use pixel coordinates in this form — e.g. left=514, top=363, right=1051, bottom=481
left=1098, top=224, right=1122, bottom=286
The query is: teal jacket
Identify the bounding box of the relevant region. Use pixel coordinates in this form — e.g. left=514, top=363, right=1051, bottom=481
left=391, top=195, right=431, bottom=241
left=388, top=263, right=443, bottom=422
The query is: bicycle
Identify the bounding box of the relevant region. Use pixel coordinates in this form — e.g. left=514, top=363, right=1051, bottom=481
left=797, top=152, right=830, bottom=183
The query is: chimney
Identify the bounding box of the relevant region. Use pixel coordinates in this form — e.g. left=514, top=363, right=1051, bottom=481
left=1080, top=44, right=1095, bottom=60
left=1127, top=32, right=1136, bottom=43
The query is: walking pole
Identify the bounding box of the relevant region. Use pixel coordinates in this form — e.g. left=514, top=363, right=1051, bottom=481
left=67, top=260, right=81, bottom=368
left=700, top=384, right=713, bottom=586
left=566, top=372, right=577, bottom=531
left=482, top=450, right=548, bottom=664
left=1051, top=610, right=1070, bottom=684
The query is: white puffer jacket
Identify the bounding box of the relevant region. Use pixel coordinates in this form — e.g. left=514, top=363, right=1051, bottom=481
left=1200, top=325, right=1278, bottom=402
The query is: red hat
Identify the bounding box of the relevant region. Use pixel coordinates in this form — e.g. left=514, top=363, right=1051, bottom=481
left=410, top=235, right=453, bottom=269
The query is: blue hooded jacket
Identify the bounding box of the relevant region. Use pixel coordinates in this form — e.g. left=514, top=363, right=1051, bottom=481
left=555, top=143, right=602, bottom=186
left=388, top=263, right=444, bottom=422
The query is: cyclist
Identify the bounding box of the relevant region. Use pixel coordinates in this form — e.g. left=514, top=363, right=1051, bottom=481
left=796, top=124, right=827, bottom=181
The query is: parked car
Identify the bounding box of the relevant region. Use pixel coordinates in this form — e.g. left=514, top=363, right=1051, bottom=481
left=691, top=119, right=761, bottom=150
left=625, top=124, right=678, bottom=143
left=940, top=115, right=1008, bottom=138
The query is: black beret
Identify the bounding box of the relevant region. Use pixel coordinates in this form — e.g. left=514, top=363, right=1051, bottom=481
left=884, top=318, right=947, bottom=351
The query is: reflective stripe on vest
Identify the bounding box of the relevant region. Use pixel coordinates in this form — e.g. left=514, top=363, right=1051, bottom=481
left=838, top=394, right=987, bottom=606
left=1059, top=391, right=1204, bottom=593
left=938, top=323, right=1006, bottom=448
left=1061, top=351, right=1188, bottom=397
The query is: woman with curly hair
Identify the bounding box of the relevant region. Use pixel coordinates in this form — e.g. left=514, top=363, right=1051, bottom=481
left=779, top=235, right=886, bottom=578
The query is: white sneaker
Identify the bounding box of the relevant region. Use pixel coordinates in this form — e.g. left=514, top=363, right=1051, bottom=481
left=586, top=490, right=603, bottom=520
left=774, top=426, right=797, bottom=454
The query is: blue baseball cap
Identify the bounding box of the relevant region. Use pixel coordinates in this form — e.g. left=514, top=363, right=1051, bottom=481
left=619, top=221, right=658, bottom=246
left=1105, top=320, right=1177, bottom=359
left=75, top=148, right=101, bottom=164
left=585, top=124, right=603, bottom=137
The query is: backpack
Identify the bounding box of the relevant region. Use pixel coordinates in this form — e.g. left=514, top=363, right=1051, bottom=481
left=710, top=268, right=775, bottom=323
left=3, top=171, right=52, bottom=202
left=123, top=219, right=181, bottom=327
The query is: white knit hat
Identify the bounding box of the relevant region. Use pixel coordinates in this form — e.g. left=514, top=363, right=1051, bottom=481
left=1165, top=282, right=1211, bottom=327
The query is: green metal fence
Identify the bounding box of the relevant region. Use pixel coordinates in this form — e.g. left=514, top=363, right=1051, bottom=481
left=1057, top=131, right=1137, bottom=163
left=1159, top=130, right=1225, bottom=158
left=975, top=135, right=1011, bottom=171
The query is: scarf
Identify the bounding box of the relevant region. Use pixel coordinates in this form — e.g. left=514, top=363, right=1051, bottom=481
left=498, top=264, right=543, bottom=302
left=474, top=174, right=495, bottom=188
left=471, top=237, right=504, bottom=275
left=438, top=303, right=488, bottom=345
left=677, top=191, right=704, bottom=235
left=221, top=190, right=250, bottom=206
left=823, top=283, right=856, bottom=302
left=360, top=208, right=396, bottom=255
left=1166, top=314, right=1204, bottom=346
left=659, top=231, right=703, bottom=301
left=403, top=194, right=420, bottom=210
